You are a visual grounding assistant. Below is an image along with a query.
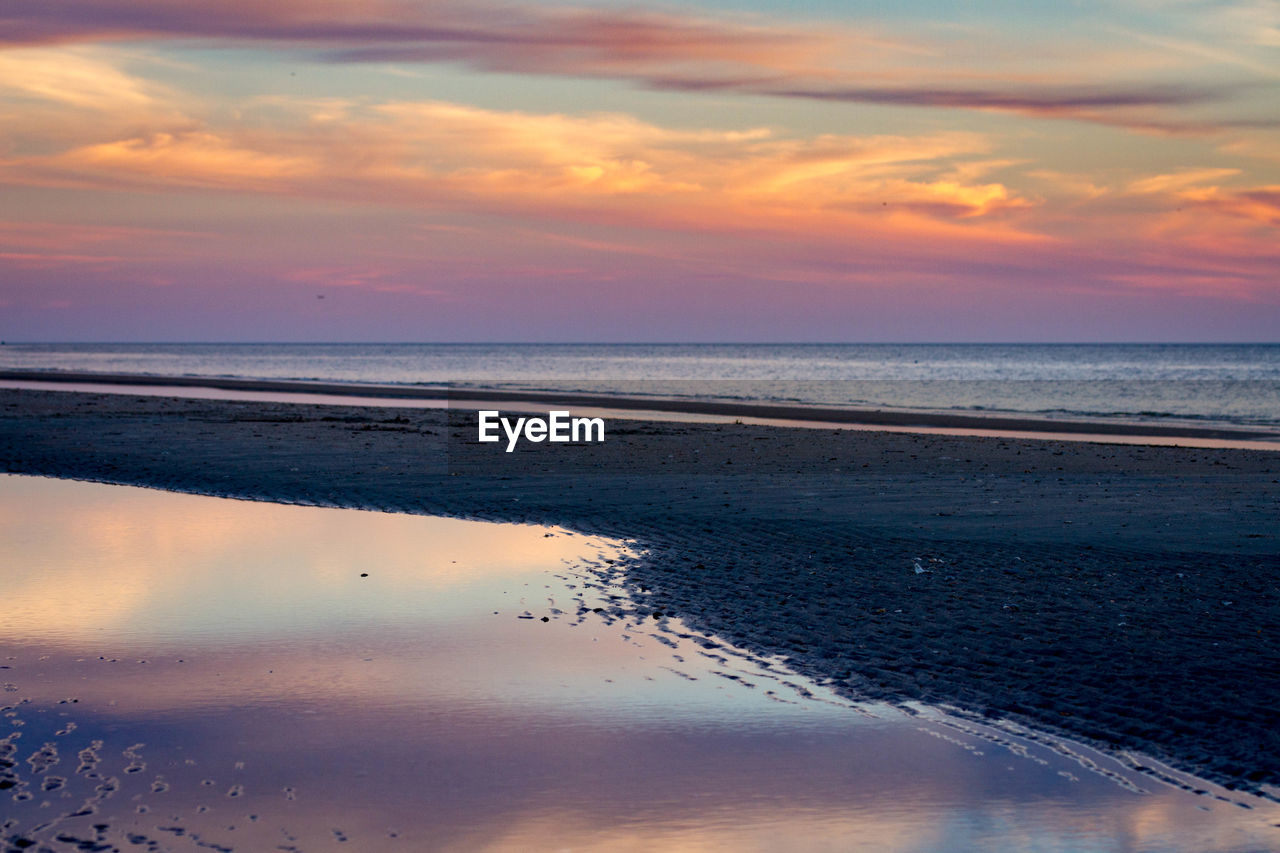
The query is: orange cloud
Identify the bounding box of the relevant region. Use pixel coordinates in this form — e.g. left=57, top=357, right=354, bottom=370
left=0, top=42, right=1273, bottom=310
left=1176, top=185, right=1280, bottom=225
left=0, top=46, right=158, bottom=110
left=64, top=131, right=313, bottom=188
left=4, top=99, right=1036, bottom=249
left=1126, top=168, right=1242, bottom=195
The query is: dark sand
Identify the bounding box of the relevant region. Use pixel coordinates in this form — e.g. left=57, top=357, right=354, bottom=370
left=2, top=387, right=1277, bottom=796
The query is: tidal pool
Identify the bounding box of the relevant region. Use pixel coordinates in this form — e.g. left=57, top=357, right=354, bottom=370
left=0, top=474, right=1276, bottom=852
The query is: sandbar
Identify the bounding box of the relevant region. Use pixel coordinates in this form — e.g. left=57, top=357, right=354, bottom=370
left=1, top=386, right=1276, bottom=797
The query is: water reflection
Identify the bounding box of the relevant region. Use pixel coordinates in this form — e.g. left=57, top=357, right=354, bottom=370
left=0, top=478, right=607, bottom=642
left=1, top=475, right=1276, bottom=852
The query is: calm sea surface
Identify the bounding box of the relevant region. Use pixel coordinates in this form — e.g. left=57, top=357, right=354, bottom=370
left=3, top=343, right=1279, bottom=429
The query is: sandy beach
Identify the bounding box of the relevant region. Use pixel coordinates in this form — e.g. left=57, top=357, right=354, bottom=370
left=2, top=385, right=1277, bottom=798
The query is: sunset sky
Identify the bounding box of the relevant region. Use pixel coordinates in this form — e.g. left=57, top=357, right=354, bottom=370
left=1, top=0, right=1277, bottom=341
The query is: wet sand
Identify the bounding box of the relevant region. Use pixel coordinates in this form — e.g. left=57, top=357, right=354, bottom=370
left=1, top=386, right=1277, bottom=797
left=5, top=368, right=1280, bottom=442
left=18, top=477, right=1271, bottom=852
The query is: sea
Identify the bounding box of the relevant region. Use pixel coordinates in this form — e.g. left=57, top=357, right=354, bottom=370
left=3, top=342, right=1279, bottom=431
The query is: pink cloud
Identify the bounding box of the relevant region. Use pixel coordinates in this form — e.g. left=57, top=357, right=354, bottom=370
left=0, top=0, right=1261, bottom=132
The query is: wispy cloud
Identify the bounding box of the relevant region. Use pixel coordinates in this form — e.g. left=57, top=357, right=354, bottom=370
left=661, top=78, right=1245, bottom=134
left=1173, top=184, right=1280, bottom=225
left=1, top=2, right=1276, bottom=335
left=2, top=98, right=1034, bottom=238
left=0, top=219, right=207, bottom=267
left=3, top=68, right=1275, bottom=300
left=281, top=265, right=446, bottom=296
left=0, top=47, right=158, bottom=110
left=0, top=0, right=820, bottom=66
left=1126, top=168, right=1242, bottom=195
left=0, top=0, right=1265, bottom=133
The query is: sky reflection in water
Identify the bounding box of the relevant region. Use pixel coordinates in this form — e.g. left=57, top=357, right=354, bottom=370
left=1, top=474, right=1276, bottom=852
